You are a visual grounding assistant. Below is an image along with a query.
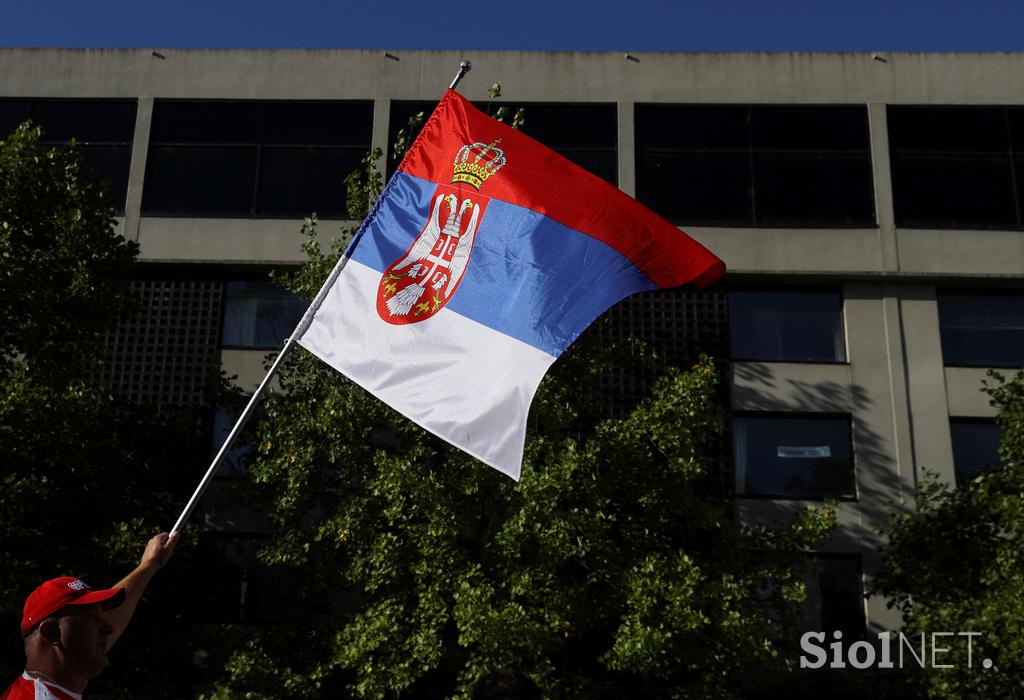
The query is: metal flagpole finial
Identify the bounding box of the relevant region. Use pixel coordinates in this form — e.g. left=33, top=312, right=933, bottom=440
left=449, top=60, right=472, bottom=90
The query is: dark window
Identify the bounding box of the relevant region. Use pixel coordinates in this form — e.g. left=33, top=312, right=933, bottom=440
left=387, top=101, right=434, bottom=175
left=193, top=533, right=274, bottom=623
left=636, top=104, right=874, bottom=226
left=143, top=100, right=372, bottom=218
left=210, top=402, right=265, bottom=479
left=889, top=106, right=1024, bottom=229
left=145, top=146, right=259, bottom=216
left=221, top=280, right=307, bottom=349
left=497, top=103, right=617, bottom=185
left=0, top=101, right=31, bottom=135
left=950, top=420, right=1006, bottom=484
left=0, top=99, right=136, bottom=213
left=729, top=290, right=845, bottom=362
left=388, top=101, right=618, bottom=184
left=938, top=292, right=1024, bottom=366
left=808, top=556, right=865, bottom=638
left=733, top=415, right=855, bottom=499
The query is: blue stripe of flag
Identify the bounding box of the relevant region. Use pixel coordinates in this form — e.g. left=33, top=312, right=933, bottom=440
left=350, top=172, right=656, bottom=357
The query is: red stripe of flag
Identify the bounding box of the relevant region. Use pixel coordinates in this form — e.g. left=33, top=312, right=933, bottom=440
left=398, top=90, right=725, bottom=290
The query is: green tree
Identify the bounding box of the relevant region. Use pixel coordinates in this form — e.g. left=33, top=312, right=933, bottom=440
left=0, top=123, right=208, bottom=698
left=0, top=124, right=138, bottom=383
left=199, top=150, right=835, bottom=699
left=873, top=370, right=1024, bottom=699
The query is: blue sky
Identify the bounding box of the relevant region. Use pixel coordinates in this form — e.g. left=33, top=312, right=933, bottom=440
left=1, top=0, right=1021, bottom=51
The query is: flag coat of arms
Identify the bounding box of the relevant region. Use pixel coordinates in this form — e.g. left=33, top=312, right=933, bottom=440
left=297, top=89, right=725, bottom=480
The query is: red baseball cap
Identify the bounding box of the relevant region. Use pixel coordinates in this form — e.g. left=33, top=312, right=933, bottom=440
left=21, top=577, right=125, bottom=636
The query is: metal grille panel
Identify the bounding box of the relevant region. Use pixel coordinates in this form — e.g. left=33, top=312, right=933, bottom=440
left=587, top=288, right=729, bottom=413
left=84, top=277, right=224, bottom=407
left=583, top=287, right=731, bottom=489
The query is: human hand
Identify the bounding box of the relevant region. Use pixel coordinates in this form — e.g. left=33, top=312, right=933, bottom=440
left=140, top=532, right=179, bottom=571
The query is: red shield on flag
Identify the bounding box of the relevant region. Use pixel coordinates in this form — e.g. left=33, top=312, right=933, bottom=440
left=376, top=183, right=489, bottom=324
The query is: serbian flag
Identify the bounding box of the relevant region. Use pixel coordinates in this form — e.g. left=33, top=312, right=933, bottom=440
left=297, top=90, right=724, bottom=480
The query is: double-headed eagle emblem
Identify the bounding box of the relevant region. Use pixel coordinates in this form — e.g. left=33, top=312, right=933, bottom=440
left=376, top=140, right=506, bottom=324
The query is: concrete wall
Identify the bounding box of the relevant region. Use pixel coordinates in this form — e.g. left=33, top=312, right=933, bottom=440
left=7, top=49, right=1024, bottom=103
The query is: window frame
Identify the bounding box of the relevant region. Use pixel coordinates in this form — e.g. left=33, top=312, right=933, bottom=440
left=728, top=287, right=848, bottom=364
left=635, top=103, right=877, bottom=228
left=142, top=99, right=373, bottom=219
left=888, top=105, right=1024, bottom=230
left=219, top=276, right=308, bottom=351
left=732, top=411, right=858, bottom=501
left=0, top=98, right=137, bottom=214
left=949, top=417, right=1007, bottom=485
left=937, top=289, right=1024, bottom=368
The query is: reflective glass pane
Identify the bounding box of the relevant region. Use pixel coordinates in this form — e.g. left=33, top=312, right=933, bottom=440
left=892, top=154, right=1016, bottom=228
left=222, top=280, right=306, bottom=348
left=637, top=151, right=751, bottom=224
left=636, top=105, right=873, bottom=227
left=262, top=101, right=373, bottom=146
left=481, top=102, right=618, bottom=183
left=0, top=100, right=135, bottom=213
left=150, top=101, right=261, bottom=143
left=950, top=420, right=1006, bottom=484
left=256, top=146, right=363, bottom=217
left=729, top=291, right=845, bottom=362
left=143, top=146, right=258, bottom=215
left=938, top=293, right=1024, bottom=366
left=147, top=101, right=374, bottom=217
left=78, top=144, right=133, bottom=211
left=754, top=153, right=874, bottom=226
left=752, top=106, right=869, bottom=151
left=31, top=100, right=137, bottom=143
left=553, top=148, right=617, bottom=185
left=0, top=100, right=32, bottom=136
left=387, top=101, right=433, bottom=174
left=1008, top=108, right=1024, bottom=151
left=733, top=416, right=854, bottom=498
left=1014, top=155, right=1024, bottom=219
left=500, top=103, right=616, bottom=149
left=889, top=106, right=1009, bottom=153
left=636, top=104, right=749, bottom=150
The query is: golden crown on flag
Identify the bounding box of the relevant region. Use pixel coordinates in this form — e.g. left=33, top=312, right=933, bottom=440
left=452, top=139, right=507, bottom=190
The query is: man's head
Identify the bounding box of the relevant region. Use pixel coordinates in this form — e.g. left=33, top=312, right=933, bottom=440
left=21, top=577, right=124, bottom=684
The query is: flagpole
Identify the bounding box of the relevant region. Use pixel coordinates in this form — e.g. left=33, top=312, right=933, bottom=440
left=170, top=239, right=355, bottom=535
left=169, top=336, right=299, bottom=535
left=168, top=61, right=474, bottom=536
left=449, top=60, right=472, bottom=90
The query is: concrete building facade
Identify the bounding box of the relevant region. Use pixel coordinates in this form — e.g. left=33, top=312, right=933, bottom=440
left=3, top=49, right=1023, bottom=634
